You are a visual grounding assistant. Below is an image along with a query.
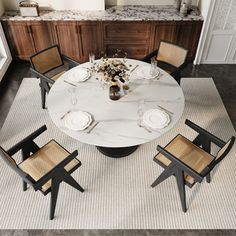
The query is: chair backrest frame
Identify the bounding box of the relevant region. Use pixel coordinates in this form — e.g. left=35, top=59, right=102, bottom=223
left=156, top=40, right=188, bottom=68
left=212, top=136, right=235, bottom=166
left=0, top=146, right=35, bottom=185
left=30, top=45, right=64, bottom=74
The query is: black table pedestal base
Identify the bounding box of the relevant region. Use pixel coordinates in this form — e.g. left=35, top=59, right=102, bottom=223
left=96, top=145, right=139, bottom=158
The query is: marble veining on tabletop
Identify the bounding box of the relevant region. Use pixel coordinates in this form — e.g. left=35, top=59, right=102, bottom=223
left=1, top=5, right=203, bottom=21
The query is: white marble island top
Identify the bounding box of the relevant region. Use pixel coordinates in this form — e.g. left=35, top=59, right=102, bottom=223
left=1, top=5, right=203, bottom=21
left=47, top=59, right=185, bottom=148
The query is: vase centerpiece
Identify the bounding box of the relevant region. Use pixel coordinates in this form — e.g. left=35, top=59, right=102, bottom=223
left=96, top=57, right=129, bottom=100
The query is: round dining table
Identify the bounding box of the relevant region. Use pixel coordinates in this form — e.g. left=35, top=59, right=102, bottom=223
left=47, top=58, right=185, bottom=158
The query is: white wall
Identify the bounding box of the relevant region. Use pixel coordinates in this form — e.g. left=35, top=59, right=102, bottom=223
left=194, top=0, right=213, bottom=64
left=106, top=0, right=199, bottom=6
left=3, top=0, right=200, bottom=10
left=3, top=0, right=105, bottom=11
left=199, top=0, right=211, bottom=18
left=199, top=0, right=236, bottom=64
left=0, top=0, right=4, bottom=15
left=0, top=23, right=12, bottom=82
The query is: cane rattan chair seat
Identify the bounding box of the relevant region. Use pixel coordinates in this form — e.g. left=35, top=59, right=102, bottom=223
left=151, top=119, right=235, bottom=212
left=50, top=70, right=66, bottom=81
left=0, top=125, right=84, bottom=220
left=19, top=140, right=80, bottom=192
left=154, top=134, right=214, bottom=185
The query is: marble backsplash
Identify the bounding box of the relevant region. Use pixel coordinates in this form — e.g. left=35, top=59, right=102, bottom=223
left=1, top=5, right=203, bottom=21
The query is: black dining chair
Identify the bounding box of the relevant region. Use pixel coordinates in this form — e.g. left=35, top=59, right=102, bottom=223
left=151, top=119, right=235, bottom=212
left=142, top=40, right=188, bottom=85
left=0, top=125, right=84, bottom=220
left=30, top=45, right=79, bottom=109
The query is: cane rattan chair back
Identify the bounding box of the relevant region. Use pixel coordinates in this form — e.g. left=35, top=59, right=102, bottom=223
left=142, top=40, right=188, bottom=85
left=30, top=45, right=63, bottom=74
left=156, top=41, right=188, bottom=68
left=30, top=45, right=79, bottom=109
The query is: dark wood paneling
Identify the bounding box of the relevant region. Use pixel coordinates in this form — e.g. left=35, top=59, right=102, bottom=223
left=152, top=21, right=178, bottom=51
left=79, top=22, right=102, bottom=62
left=102, top=21, right=152, bottom=59
left=30, top=21, right=53, bottom=52
left=2, top=21, right=35, bottom=60
left=2, top=21, right=53, bottom=60
left=176, top=21, right=203, bottom=60
left=104, top=43, right=150, bottom=59
left=52, top=21, right=81, bottom=61
left=103, top=22, right=151, bottom=41
left=2, top=19, right=203, bottom=62
left=51, top=21, right=101, bottom=62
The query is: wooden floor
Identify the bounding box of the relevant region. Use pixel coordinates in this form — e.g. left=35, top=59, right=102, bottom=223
left=0, top=61, right=236, bottom=236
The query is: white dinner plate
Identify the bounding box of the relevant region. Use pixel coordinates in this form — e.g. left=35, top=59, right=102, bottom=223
left=142, top=108, right=170, bottom=129
left=135, top=66, right=160, bottom=79
left=64, top=110, right=92, bottom=131
left=67, top=67, right=90, bottom=83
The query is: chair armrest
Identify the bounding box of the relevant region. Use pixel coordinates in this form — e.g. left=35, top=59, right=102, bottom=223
left=7, top=125, right=47, bottom=156
left=157, top=145, right=203, bottom=183
left=142, top=50, right=158, bottom=63
left=33, top=150, right=78, bottom=190
left=30, top=68, right=55, bottom=84
left=178, top=61, right=188, bottom=71
left=62, top=55, right=80, bottom=68
left=185, top=119, right=225, bottom=148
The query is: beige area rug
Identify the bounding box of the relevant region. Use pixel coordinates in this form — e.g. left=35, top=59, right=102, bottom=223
left=0, top=78, right=235, bottom=229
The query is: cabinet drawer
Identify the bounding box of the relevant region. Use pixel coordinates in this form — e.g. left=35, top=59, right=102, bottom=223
left=104, top=43, right=149, bottom=59
left=103, top=22, right=151, bottom=41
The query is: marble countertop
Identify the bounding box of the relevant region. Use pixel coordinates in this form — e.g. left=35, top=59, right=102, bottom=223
left=47, top=59, right=185, bottom=148
left=1, top=5, right=203, bottom=21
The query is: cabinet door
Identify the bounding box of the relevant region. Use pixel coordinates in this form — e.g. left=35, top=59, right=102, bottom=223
left=30, top=21, right=53, bottom=52
left=104, top=43, right=150, bottom=60
left=152, top=22, right=177, bottom=51
left=78, top=22, right=101, bottom=62
left=103, top=22, right=151, bottom=42
left=53, top=22, right=81, bottom=61
left=2, top=21, right=35, bottom=60
left=102, top=22, right=152, bottom=59
left=2, top=21, right=53, bottom=60
left=176, top=21, right=203, bottom=61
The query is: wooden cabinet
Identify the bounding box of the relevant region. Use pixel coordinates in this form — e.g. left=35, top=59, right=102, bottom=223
left=175, top=21, right=203, bottom=60
left=151, top=21, right=203, bottom=61
left=152, top=21, right=177, bottom=50
left=51, top=21, right=101, bottom=62
left=102, top=22, right=152, bottom=59
left=2, top=19, right=203, bottom=62
left=51, top=21, right=81, bottom=61
left=2, top=21, right=53, bottom=60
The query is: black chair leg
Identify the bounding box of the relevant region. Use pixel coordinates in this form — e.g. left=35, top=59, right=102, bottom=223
left=63, top=171, right=84, bottom=192
left=50, top=178, right=60, bottom=220
left=151, top=164, right=175, bottom=188
left=206, top=173, right=211, bottom=183
left=173, top=73, right=181, bottom=85
left=23, top=181, right=27, bottom=191
left=40, top=86, right=46, bottom=109
left=176, top=168, right=187, bottom=212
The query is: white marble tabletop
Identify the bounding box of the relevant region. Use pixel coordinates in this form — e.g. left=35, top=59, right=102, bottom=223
left=47, top=59, right=185, bottom=148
